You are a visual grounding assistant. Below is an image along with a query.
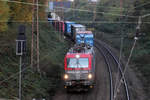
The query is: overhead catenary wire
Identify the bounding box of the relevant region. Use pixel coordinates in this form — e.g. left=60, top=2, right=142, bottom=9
left=2, top=0, right=148, bottom=11
left=1, top=20, right=150, bottom=23
left=82, top=1, right=124, bottom=10
left=1, top=0, right=150, bottom=19
left=86, top=3, right=150, bottom=15
left=0, top=0, right=130, bottom=11
left=61, top=1, right=150, bottom=18
left=55, top=6, right=138, bottom=18
left=0, top=0, right=44, bottom=6
left=0, top=0, right=130, bottom=13
left=0, top=0, right=139, bottom=18
left=94, top=1, right=150, bottom=12
left=54, top=1, right=150, bottom=18
left=78, top=0, right=150, bottom=12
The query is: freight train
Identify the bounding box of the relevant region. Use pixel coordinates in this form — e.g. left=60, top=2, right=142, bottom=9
left=48, top=13, right=95, bottom=91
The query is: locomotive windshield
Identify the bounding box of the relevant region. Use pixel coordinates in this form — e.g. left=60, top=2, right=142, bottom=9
left=67, top=58, right=89, bottom=68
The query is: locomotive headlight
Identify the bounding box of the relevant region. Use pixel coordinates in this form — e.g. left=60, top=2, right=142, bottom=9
left=88, top=73, right=92, bottom=79
left=76, top=54, right=80, bottom=58
left=64, top=74, right=69, bottom=80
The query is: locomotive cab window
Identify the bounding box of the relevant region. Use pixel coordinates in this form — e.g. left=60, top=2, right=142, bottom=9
left=67, top=58, right=89, bottom=68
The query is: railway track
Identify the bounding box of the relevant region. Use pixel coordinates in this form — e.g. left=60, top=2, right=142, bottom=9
left=53, top=38, right=130, bottom=100
left=94, top=39, right=130, bottom=100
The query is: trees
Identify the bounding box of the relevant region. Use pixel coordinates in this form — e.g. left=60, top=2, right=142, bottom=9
left=95, top=0, right=135, bottom=33
left=8, top=0, right=33, bottom=23
left=8, top=0, right=46, bottom=23
left=0, top=1, right=10, bottom=32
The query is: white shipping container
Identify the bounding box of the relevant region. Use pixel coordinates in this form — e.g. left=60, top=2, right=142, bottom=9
left=49, top=2, right=53, bottom=11
left=88, top=0, right=98, bottom=2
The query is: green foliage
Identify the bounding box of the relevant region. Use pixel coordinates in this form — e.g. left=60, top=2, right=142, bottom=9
left=8, top=0, right=46, bottom=23
left=0, top=1, right=10, bottom=32
left=0, top=0, right=69, bottom=99
left=0, top=22, right=69, bottom=99
left=8, top=0, right=33, bottom=23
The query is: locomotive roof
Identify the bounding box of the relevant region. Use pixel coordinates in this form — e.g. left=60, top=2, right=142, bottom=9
left=71, top=24, right=85, bottom=27
left=48, top=18, right=55, bottom=20
left=48, top=19, right=56, bottom=22
left=66, top=53, right=92, bottom=58
left=65, top=21, right=75, bottom=23
left=76, top=31, right=92, bottom=34
left=59, top=20, right=64, bottom=22
left=67, top=46, right=93, bottom=55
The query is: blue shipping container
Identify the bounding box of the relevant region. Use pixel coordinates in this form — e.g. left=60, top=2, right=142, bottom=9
left=64, top=21, right=75, bottom=36
left=76, top=33, right=94, bottom=46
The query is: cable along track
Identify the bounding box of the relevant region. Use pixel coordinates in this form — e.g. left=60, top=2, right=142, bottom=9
left=94, top=39, right=130, bottom=100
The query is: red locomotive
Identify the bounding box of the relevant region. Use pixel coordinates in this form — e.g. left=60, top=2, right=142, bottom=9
left=63, top=45, right=95, bottom=91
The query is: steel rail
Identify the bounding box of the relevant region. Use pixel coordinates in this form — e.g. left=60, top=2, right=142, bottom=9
left=94, top=43, right=114, bottom=100
left=94, top=39, right=130, bottom=100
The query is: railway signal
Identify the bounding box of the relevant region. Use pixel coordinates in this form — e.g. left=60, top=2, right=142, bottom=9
left=134, top=16, right=142, bottom=40
left=16, top=25, right=26, bottom=56
left=16, top=25, right=26, bottom=100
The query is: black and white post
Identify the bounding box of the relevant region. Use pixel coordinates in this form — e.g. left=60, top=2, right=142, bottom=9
left=16, top=25, right=26, bottom=100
